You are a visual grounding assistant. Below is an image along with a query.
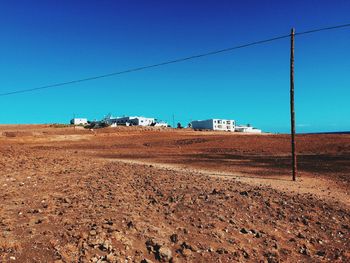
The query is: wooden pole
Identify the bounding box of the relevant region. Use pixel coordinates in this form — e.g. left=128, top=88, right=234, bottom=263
left=290, top=28, right=297, bottom=181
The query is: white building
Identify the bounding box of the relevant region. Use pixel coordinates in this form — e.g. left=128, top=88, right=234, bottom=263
left=70, top=118, right=88, bottom=125
left=115, top=116, right=156, bottom=126
left=235, top=125, right=262, bottom=133
left=191, top=119, right=235, bottom=132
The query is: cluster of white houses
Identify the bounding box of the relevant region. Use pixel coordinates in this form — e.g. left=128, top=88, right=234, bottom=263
left=70, top=116, right=168, bottom=127
left=70, top=116, right=262, bottom=133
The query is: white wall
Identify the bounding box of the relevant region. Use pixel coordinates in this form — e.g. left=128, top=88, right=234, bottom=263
left=71, top=118, right=88, bottom=125
left=131, top=117, right=155, bottom=126
left=235, top=126, right=262, bottom=133
left=212, top=119, right=235, bottom=131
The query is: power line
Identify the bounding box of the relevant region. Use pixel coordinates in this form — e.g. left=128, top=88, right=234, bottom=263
left=0, top=35, right=291, bottom=97
left=1, top=23, right=350, bottom=97
left=295, top=23, right=350, bottom=36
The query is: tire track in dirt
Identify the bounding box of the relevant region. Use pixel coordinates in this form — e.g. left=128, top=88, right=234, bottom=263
left=106, top=158, right=350, bottom=209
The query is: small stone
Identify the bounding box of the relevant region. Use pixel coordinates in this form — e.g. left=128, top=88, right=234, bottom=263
left=170, top=234, right=178, bottom=243
left=35, top=219, right=43, bottom=224
left=299, top=245, right=309, bottom=255
left=100, top=239, right=112, bottom=251
left=127, top=221, right=134, bottom=229
left=216, top=248, right=228, bottom=254
left=182, top=248, right=192, bottom=257
left=212, top=189, right=220, bottom=195
left=158, top=247, right=172, bottom=261
left=229, top=219, right=235, bottom=225
left=89, top=230, right=97, bottom=236
left=297, top=232, right=305, bottom=239
left=316, top=251, right=325, bottom=257
left=302, top=218, right=309, bottom=225
left=255, top=232, right=262, bottom=238
left=242, top=250, right=249, bottom=259
left=63, top=197, right=71, bottom=204
left=240, top=228, right=249, bottom=234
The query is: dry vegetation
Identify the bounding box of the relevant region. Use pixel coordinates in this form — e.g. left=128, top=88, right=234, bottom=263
left=0, top=125, right=349, bottom=262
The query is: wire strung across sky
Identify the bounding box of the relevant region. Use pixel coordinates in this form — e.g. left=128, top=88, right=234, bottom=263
left=1, top=23, right=350, bottom=97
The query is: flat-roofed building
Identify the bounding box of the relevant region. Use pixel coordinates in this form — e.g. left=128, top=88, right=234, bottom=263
left=235, top=125, right=262, bottom=133
left=70, top=118, right=88, bottom=125
left=115, top=116, right=156, bottom=126
left=191, top=119, right=235, bottom=132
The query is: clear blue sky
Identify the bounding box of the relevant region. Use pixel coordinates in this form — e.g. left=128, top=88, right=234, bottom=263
left=0, top=0, right=349, bottom=132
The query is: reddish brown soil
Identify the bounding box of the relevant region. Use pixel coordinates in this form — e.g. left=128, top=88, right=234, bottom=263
left=0, top=125, right=349, bottom=262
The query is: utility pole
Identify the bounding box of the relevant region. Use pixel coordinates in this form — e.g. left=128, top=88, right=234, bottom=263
left=290, top=28, right=297, bottom=181
left=172, top=114, right=175, bottom=128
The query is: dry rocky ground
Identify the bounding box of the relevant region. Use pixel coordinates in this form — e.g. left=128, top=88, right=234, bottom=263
left=0, top=125, right=349, bottom=262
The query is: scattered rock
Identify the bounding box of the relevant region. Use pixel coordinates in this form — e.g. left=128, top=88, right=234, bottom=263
left=240, top=228, right=249, bottom=234
left=158, top=247, right=172, bottom=262
left=211, top=189, right=220, bottom=195
left=170, top=234, right=178, bottom=243
left=216, top=247, right=228, bottom=254
left=127, top=221, right=134, bottom=229
left=299, top=244, right=310, bottom=256
left=89, top=230, right=97, bottom=236
left=255, top=232, right=262, bottom=238
left=316, top=251, right=326, bottom=257
left=182, top=248, right=192, bottom=257
left=35, top=218, right=43, bottom=224
left=240, top=191, right=249, bottom=196
left=297, top=232, right=305, bottom=239
left=63, top=197, right=71, bottom=204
